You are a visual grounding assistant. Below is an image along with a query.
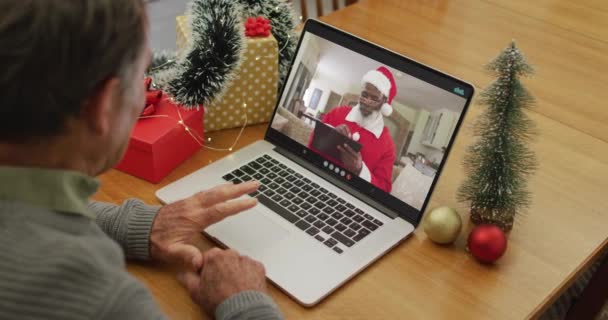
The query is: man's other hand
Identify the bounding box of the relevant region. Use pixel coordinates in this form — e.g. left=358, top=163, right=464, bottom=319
left=177, top=248, right=267, bottom=315
left=337, top=143, right=363, bottom=174
left=149, top=181, right=259, bottom=270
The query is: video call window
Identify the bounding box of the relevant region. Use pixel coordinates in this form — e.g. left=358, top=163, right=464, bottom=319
left=271, top=33, right=467, bottom=210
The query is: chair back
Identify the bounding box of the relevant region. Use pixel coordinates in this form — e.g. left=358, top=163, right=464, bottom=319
left=289, top=0, right=358, bottom=21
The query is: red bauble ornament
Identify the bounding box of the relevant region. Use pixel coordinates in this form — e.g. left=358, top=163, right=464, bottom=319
left=467, top=224, right=507, bottom=263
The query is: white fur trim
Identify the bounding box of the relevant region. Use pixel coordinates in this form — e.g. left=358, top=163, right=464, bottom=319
left=359, top=161, right=372, bottom=181
left=345, top=104, right=385, bottom=138
left=361, top=70, right=391, bottom=96
left=381, top=103, right=393, bottom=116
left=352, top=132, right=360, bottom=141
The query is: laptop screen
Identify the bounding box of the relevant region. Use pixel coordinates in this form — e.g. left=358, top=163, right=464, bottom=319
left=266, top=20, right=474, bottom=225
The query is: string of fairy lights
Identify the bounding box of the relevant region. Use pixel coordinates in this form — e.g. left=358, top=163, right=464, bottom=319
left=138, top=99, right=248, bottom=152
left=144, top=32, right=293, bottom=152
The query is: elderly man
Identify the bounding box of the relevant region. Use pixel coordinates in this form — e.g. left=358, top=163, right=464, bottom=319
left=0, top=1, right=282, bottom=319
left=310, top=66, right=397, bottom=193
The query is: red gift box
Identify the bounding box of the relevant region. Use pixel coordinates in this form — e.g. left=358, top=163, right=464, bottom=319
left=115, top=98, right=204, bottom=183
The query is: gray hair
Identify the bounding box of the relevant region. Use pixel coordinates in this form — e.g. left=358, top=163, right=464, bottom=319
left=0, top=0, right=146, bottom=142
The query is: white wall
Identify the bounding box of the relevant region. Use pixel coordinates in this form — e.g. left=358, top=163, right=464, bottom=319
left=299, top=36, right=320, bottom=74
left=392, top=101, right=418, bottom=128
left=406, top=110, right=429, bottom=156
left=407, top=109, right=447, bottom=158
left=278, top=33, right=320, bottom=109
left=306, top=76, right=349, bottom=114
left=406, top=108, right=456, bottom=163
left=303, top=48, right=359, bottom=114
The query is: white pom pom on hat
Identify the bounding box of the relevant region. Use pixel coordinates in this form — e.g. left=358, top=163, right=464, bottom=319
left=361, top=66, right=397, bottom=117
left=380, top=102, right=393, bottom=117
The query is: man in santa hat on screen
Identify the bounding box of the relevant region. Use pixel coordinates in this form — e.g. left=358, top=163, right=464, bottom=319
left=311, top=66, right=397, bottom=193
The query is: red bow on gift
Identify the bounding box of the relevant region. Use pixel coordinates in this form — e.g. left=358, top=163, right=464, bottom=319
left=142, top=77, right=162, bottom=117
left=245, top=16, right=272, bottom=37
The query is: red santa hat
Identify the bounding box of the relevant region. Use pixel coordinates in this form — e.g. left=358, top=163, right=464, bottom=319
left=361, top=66, right=397, bottom=116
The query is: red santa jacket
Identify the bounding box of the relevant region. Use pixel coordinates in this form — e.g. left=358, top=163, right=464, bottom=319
left=309, top=106, right=395, bottom=193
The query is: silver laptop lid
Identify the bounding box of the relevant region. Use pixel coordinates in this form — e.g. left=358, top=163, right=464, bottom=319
left=266, top=19, right=474, bottom=226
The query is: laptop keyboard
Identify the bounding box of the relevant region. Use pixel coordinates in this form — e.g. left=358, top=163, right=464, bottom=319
left=221, top=154, right=384, bottom=254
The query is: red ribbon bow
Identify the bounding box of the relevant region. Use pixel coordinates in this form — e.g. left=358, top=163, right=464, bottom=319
left=142, top=77, right=162, bottom=117
left=244, top=16, right=272, bottom=37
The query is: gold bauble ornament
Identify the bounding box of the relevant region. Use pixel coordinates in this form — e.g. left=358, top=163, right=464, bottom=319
left=423, top=206, right=462, bottom=244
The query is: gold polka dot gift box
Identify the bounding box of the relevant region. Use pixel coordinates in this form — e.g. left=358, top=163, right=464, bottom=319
left=176, top=15, right=279, bottom=132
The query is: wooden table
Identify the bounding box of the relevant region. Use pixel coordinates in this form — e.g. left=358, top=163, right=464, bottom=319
left=94, top=1, right=608, bottom=318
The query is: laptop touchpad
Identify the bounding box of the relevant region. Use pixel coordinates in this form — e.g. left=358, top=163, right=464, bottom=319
left=206, top=209, right=290, bottom=256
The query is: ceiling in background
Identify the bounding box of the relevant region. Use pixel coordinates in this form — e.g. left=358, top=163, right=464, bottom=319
left=315, top=39, right=466, bottom=113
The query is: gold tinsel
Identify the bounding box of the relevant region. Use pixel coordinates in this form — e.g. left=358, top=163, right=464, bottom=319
left=470, top=207, right=515, bottom=232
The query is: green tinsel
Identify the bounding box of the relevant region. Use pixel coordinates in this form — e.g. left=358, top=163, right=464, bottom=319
left=457, top=41, right=538, bottom=231
left=146, top=50, right=177, bottom=88
left=148, top=0, right=297, bottom=108
left=165, top=0, right=246, bottom=108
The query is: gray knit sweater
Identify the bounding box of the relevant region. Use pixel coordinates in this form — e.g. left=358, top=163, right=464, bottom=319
left=0, top=167, right=283, bottom=320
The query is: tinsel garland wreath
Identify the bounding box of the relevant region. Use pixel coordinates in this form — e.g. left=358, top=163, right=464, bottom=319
left=165, top=0, right=246, bottom=108
left=148, top=0, right=297, bottom=108
left=146, top=50, right=178, bottom=89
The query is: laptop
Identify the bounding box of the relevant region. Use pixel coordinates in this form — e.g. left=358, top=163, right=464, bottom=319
left=156, top=19, right=474, bottom=306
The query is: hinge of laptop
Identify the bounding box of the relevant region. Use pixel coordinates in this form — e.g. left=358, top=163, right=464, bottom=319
left=273, top=146, right=399, bottom=220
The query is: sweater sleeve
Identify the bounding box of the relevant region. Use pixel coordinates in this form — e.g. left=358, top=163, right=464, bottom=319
left=215, top=291, right=284, bottom=320
left=89, top=199, right=160, bottom=260
left=96, top=273, right=168, bottom=320
left=321, top=106, right=346, bottom=127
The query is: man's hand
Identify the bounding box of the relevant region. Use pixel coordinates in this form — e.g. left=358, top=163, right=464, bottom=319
left=149, top=181, right=259, bottom=270
left=177, top=248, right=267, bottom=315
left=334, top=124, right=351, bottom=137
left=337, top=143, right=363, bottom=174
left=334, top=125, right=363, bottom=173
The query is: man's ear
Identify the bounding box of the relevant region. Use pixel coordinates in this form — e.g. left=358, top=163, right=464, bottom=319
left=82, top=78, right=121, bottom=136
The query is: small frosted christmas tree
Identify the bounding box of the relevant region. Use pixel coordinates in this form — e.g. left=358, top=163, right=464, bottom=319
left=457, top=41, right=537, bottom=231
